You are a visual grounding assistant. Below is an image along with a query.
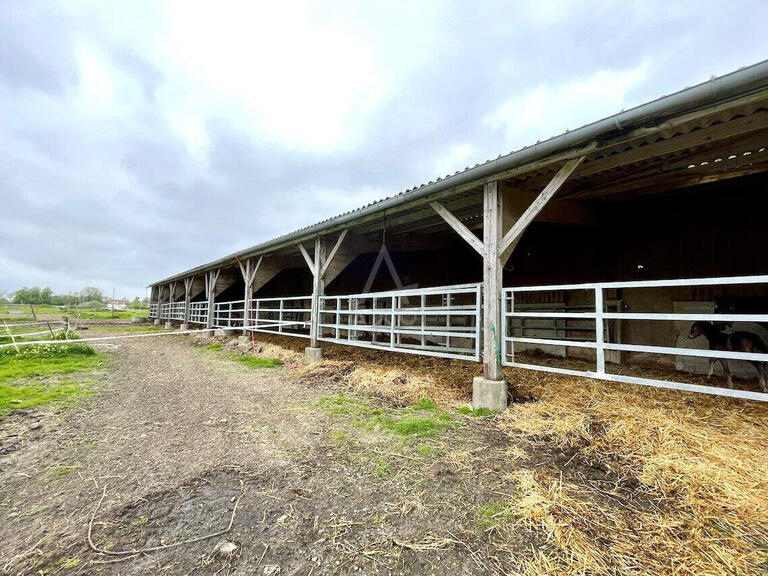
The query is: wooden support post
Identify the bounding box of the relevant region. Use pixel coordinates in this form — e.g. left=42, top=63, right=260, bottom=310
left=310, top=236, right=327, bottom=347
left=482, top=181, right=504, bottom=381
left=168, top=282, right=176, bottom=322
left=155, top=286, right=162, bottom=323
left=301, top=230, right=347, bottom=358
left=238, top=256, right=262, bottom=336
left=183, top=277, right=193, bottom=325
left=205, top=269, right=220, bottom=329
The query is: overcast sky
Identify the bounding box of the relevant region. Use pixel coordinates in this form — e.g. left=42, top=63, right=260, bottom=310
left=1, top=1, right=766, bottom=298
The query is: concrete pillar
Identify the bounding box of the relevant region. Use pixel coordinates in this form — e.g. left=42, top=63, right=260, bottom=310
left=475, top=181, right=508, bottom=411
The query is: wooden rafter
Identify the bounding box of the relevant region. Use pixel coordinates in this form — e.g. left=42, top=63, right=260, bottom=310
left=430, top=202, right=485, bottom=256
left=499, top=156, right=585, bottom=256
left=320, top=229, right=348, bottom=278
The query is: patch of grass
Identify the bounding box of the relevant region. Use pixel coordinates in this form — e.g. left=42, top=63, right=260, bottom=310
left=52, top=465, right=80, bottom=477
left=412, top=397, right=439, bottom=411
left=374, top=457, right=391, bottom=477
left=130, top=516, right=148, bottom=527
left=0, top=339, right=102, bottom=416
left=329, top=429, right=351, bottom=443
left=369, top=414, right=451, bottom=437
left=415, top=442, right=438, bottom=456
left=477, top=500, right=515, bottom=530
left=318, top=394, right=382, bottom=417
left=232, top=355, right=283, bottom=369
left=73, top=309, right=148, bottom=320
left=458, top=405, right=498, bottom=417
left=203, top=341, right=282, bottom=369
left=321, top=394, right=455, bottom=438
left=59, top=557, right=82, bottom=569
left=90, top=324, right=164, bottom=333
left=0, top=379, right=93, bottom=414
left=0, top=342, right=102, bottom=384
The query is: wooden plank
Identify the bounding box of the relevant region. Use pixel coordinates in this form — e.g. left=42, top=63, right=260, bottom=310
left=499, top=156, right=584, bottom=255
left=298, top=242, right=315, bottom=275
left=320, top=229, right=348, bottom=278
left=430, top=201, right=485, bottom=256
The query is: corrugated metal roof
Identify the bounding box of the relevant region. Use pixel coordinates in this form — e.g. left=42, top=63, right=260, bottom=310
left=151, top=59, right=768, bottom=286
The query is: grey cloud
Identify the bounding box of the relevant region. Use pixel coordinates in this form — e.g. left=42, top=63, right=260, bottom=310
left=0, top=2, right=76, bottom=94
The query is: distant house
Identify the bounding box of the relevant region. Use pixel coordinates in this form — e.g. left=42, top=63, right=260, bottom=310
left=106, top=298, right=129, bottom=310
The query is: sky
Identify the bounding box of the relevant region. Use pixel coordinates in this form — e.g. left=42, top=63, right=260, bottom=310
left=1, top=1, right=766, bottom=299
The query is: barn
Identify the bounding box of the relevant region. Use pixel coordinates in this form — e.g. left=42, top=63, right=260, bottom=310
left=149, top=60, right=768, bottom=409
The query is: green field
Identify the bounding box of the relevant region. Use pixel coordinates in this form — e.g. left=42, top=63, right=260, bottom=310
left=0, top=338, right=105, bottom=416
left=0, top=305, right=147, bottom=322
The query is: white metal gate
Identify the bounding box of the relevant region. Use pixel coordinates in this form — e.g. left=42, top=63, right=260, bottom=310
left=188, top=302, right=208, bottom=325
left=502, top=275, right=768, bottom=401
left=249, top=296, right=312, bottom=337
left=318, top=283, right=481, bottom=361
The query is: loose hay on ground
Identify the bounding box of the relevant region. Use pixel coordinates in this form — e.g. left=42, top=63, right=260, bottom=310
left=243, top=333, right=480, bottom=405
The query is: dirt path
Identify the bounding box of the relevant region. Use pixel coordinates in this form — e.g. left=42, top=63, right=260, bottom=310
left=1, top=332, right=548, bottom=575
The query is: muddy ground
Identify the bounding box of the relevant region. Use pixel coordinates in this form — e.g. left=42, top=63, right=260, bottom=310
left=0, top=327, right=707, bottom=575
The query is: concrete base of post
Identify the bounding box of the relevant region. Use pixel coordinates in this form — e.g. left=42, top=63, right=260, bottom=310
left=214, top=328, right=238, bottom=337
left=238, top=335, right=250, bottom=344
left=164, top=321, right=172, bottom=329
left=304, top=347, right=324, bottom=364
left=472, top=377, right=508, bottom=411
left=180, top=323, right=189, bottom=331
left=153, top=319, right=160, bottom=325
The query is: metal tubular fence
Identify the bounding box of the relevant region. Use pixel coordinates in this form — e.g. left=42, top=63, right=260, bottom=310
left=502, top=275, right=768, bottom=402
left=213, top=300, right=245, bottom=328
left=249, top=296, right=312, bottom=338
left=318, top=283, right=481, bottom=361
left=188, top=302, right=208, bottom=325
left=149, top=303, right=158, bottom=318
left=168, top=302, right=185, bottom=321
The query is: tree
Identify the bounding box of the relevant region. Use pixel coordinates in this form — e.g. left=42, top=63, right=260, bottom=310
left=12, top=286, right=54, bottom=305
left=80, top=287, right=104, bottom=303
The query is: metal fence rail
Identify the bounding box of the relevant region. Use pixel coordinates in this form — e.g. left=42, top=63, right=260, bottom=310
left=502, top=275, right=768, bottom=401
left=168, top=302, right=185, bottom=321
left=159, top=303, right=170, bottom=320
left=188, top=301, right=208, bottom=325
left=249, top=296, right=311, bottom=338
left=149, top=303, right=158, bottom=318
left=214, top=300, right=245, bottom=328
left=318, top=283, right=481, bottom=361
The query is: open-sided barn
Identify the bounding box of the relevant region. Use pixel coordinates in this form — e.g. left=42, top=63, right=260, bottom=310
left=149, top=60, right=768, bottom=408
